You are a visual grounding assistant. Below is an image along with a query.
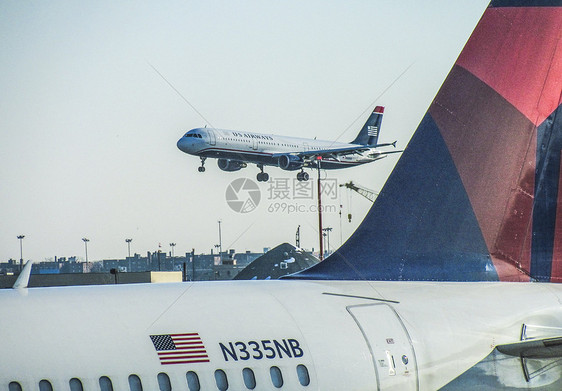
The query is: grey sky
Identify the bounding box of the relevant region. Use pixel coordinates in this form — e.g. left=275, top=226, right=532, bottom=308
left=0, top=1, right=489, bottom=262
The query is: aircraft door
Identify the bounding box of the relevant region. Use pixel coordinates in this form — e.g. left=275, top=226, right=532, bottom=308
left=208, top=129, right=216, bottom=146
left=348, top=304, right=418, bottom=391
left=251, top=138, right=258, bottom=150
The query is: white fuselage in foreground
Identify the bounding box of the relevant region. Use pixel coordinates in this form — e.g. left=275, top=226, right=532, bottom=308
left=2, top=280, right=562, bottom=390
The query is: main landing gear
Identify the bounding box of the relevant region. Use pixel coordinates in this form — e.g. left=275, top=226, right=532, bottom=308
left=198, top=157, right=206, bottom=172
left=296, top=170, right=309, bottom=181
left=256, top=164, right=269, bottom=182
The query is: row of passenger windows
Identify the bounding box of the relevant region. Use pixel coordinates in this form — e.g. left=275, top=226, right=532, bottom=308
left=220, top=137, right=325, bottom=150
left=8, top=364, right=310, bottom=391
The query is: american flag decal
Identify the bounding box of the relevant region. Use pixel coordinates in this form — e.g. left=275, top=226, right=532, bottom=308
left=150, top=333, right=210, bottom=365
left=367, top=125, right=379, bottom=137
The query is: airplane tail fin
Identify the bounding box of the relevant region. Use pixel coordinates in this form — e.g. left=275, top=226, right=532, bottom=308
left=290, top=1, right=562, bottom=282
left=351, top=106, right=385, bottom=146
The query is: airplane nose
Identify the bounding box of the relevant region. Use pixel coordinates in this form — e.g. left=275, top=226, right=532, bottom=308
left=177, top=137, right=189, bottom=153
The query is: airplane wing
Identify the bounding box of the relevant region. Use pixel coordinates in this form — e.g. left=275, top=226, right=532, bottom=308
left=272, top=143, right=402, bottom=161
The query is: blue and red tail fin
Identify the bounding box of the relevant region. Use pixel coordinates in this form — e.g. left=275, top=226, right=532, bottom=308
left=351, top=106, right=385, bottom=146
left=290, top=1, right=562, bottom=282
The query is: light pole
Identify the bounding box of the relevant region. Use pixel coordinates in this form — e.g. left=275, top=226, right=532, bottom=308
left=82, top=238, right=89, bottom=263
left=322, top=227, right=332, bottom=257
left=170, top=243, right=176, bottom=257
left=316, top=157, right=324, bottom=260
left=17, top=235, right=25, bottom=271
left=125, top=238, right=132, bottom=258
left=217, top=220, right=222, bottom=259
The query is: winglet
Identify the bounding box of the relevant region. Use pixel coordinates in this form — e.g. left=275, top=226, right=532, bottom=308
left=13, top=260, right=33, bottom=289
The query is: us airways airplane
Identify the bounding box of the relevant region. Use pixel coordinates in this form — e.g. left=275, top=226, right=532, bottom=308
left=177, top=106, right=400, bottom=182
left=3, top=1, right=562, bottom=390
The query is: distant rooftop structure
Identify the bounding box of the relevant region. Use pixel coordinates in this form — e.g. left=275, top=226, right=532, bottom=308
left=0, top=271, right=182, bottom=289
left=234, top=243, right=319, bottom=280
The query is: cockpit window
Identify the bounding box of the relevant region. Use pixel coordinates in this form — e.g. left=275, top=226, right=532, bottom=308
left=185, top=133, right=202, bottom=138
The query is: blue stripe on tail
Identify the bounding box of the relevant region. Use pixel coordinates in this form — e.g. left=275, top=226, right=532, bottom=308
left=290, top=113, right=497, bottom=281
left=531, top=105, right=562, bottom=281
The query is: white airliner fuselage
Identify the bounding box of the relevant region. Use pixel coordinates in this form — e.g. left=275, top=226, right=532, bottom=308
left=2, top=280, right=561, bottom=390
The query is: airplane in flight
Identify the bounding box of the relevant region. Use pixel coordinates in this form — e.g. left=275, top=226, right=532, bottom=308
left=2, top=0, right=562, bottom=389
left=177, top=106, right=400, bottom=182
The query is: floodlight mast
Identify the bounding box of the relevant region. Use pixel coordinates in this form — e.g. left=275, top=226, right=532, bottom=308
left=82, top=238, right=89, bottom=263
left=317, top=157, right=323, bottom=261
left=125, top=238, right=132, bottom=258
left=17, top=235, right=25, bottom=271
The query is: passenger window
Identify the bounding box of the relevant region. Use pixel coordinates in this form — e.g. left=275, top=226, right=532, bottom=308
left=99, top=376, right=114, bottom=391
left=9, top=382, right=22, bottom=391
left=242, top=368, right=256, bottom=389
left=270, top=366, right=283, bottom=388
left=70, top=378, right=84, bottom=391
left=186, top=371, right=200, bottom=391
left=297, top=365, right=310, bottom=386
left=128, top=375, right=143, bottom=391
left=214, top=369, right=228, bottom=391
left=157, top=373, right=172, bottom=391
left=39, top=380, right=53, bottom=391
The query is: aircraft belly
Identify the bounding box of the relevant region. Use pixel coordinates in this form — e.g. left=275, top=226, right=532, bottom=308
left=199, top=149, right=275, bottom=165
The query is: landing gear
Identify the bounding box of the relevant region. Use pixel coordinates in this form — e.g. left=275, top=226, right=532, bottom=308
left=256, top=164, right=269, bottom=182
left=297, top=170, right=309, bottom=181
left=198, top=157, right=206, bottom=172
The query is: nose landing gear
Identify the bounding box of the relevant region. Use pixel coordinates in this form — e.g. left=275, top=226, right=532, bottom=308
left=198, top=157, right=206, bottom=172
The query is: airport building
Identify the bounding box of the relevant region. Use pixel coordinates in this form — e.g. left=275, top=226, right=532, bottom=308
left=0, top=249, right=264, bottom=288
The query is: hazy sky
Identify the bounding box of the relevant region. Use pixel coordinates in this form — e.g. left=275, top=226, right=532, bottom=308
left=0, top=0, right=489, bottom=262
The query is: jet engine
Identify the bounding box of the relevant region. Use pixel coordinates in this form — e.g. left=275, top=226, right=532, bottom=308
left=217, top=159, right=247, bottom=172
left=278, top=154, right=304, bottom=171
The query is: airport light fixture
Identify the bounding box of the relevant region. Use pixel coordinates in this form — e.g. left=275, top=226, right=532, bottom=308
left=322, top=227, right=333, bottom=257
left=217, top=220, right=222, bottom=257
left=17, top=235, right=25, bottom=271
left=125, top=238, right=133, bottom=258
left=317, top=159, right=323, bottom=260
left=82, top=238, right=90, bottom=263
